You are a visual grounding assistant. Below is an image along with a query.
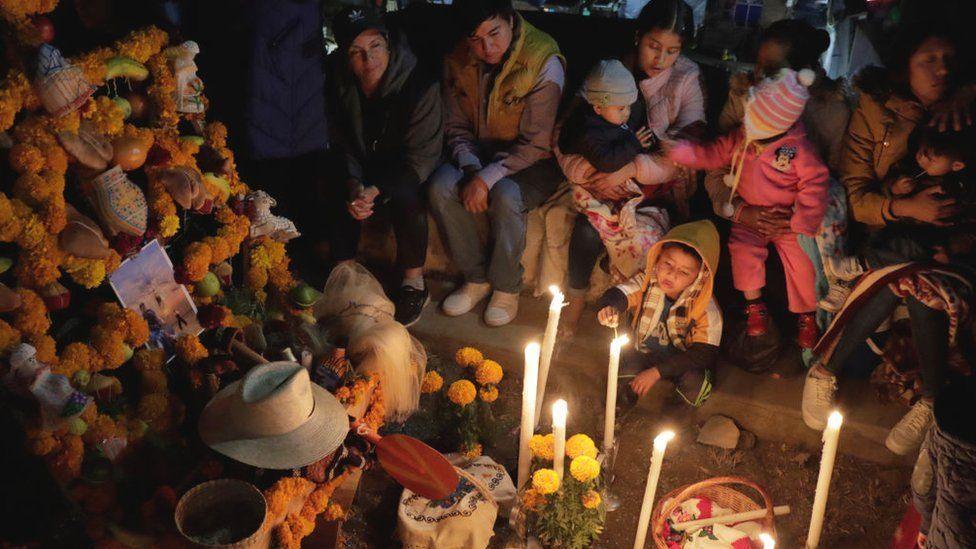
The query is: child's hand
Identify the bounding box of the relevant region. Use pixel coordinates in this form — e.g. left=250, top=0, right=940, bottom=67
left=636, top=127, right=656, bottom=149
left=597, top=306, right=620, bottom=328
left=890, top=176, right=916, bottom=197
left=629, top=367, right=661, bottom=397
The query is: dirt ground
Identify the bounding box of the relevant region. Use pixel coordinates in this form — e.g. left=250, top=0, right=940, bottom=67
left=340, top=338, right=913, bottom=548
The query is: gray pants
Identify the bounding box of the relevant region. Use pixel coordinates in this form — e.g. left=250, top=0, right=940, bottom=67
left=427, top=161, right=560, bottom=293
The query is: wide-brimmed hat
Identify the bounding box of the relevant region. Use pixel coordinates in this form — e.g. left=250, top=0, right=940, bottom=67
left=199, top=362, right=348, bottom=470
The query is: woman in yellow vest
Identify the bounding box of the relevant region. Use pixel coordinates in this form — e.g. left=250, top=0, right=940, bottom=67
left=428, top=0, right=566, bottom=327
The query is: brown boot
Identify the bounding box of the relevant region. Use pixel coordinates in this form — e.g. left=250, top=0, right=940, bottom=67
left=559, top=291, right=586, bottom=340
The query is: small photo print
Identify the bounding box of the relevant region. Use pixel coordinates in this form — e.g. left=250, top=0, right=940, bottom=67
left=109, top=240, right=202, bottom=354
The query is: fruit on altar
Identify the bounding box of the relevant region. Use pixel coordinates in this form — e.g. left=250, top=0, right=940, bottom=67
left=124, top=92, right=148, bottom=120
left=88, top=166, right=148, bottom=237
left=67, top=417, right=88, bottom=436
left=179, top=135, right=204, bottom=147
left=73, top=370, right=92, bottom=388
left=104, top=56, right=148, bottom=81
left=289, top=283, right=322, bottom=309
left=112, top=96, right=132, bottom=119
left=32, top=44, right=94, bottom=116
left=111, top=135, right=148, bottom=171
left=195, top=272, right=221, bottom=297
left=57, top=121, right=114, bottom=170
left=202, top=172, right=231, bottom=203
left=31, top=15, right=55, bottom=44
left=0, top=257, right=11, bottom=274
left=60, top=204, right=113, bottom=259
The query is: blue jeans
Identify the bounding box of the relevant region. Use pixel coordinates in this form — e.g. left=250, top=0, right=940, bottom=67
left=427, top=161, right=559, bottom=293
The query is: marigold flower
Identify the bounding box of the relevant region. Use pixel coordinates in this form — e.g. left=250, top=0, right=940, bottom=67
left=159, top=214, right=179, bottom=238
left=56, top=342, right=101, bottom=379
left=447, top=379, right=476, bottom=406
left=522, top=488, right=547, bottom=512
left=479, top=385, right=498, bottom=403
left=565, top=433, right=598, bottom=460
left=324, top=502, right=344, bottom=521
left=570, top=455, right=600, bottom=483
left=581, top=490, right=602, bottom=509
left=475, top=359, right=503, bottom=385
left=532, top=468, right=560, bottom=495
left=529, top=433, right=555, bottom=461
left=182, top=242, right=213, bottom=282
left=0, top=319, right=22, bottom=356
left=463, top=442, right=482, bottom=460
left=175, top=334, right=208, bottom=366
left=420, top=371, right=443, bottom=394
left=13, top=288, right=50, bottom=338
left=454, top=346, right=483, bottom=368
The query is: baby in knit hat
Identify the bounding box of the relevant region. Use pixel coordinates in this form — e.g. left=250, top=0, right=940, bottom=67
left=558, top=59, right=655, bottom=174
left=668, top=68, right=829, bottom=350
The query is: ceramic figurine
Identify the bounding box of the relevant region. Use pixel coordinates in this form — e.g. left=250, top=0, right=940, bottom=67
left=4, top=344, right=91, bottom=428
left=89, top=166, right=148, bottom=237
left=33, top=44, right=95, bottom=117
left=245, top=190, right=299, bottom=242
left=164, top=41, right=206, bottom=114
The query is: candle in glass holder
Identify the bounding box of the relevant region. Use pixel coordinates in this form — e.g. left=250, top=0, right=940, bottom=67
left=806, top=411, right=843, bottom=548
left=517, top=342, right=541, bottom=491
left=634, top=430, right=675, bottom=549
left=535, top=285, right=564, bottom=426
left=552, top=399, right=568, bottom=478
left=604, top=335, right=629, bottom=453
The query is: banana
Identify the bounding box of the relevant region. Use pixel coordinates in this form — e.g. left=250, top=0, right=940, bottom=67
left=104, top=56, right=149, bottom=81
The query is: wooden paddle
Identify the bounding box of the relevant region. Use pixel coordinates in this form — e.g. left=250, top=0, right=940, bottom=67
left=353, top=421, right=459, bottom=501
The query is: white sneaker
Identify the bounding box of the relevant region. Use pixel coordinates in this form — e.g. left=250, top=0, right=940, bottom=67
left=818, top=284, right=852, bottom=313
left=484, top=291, right=519, bottom=327
left=442, top=282, right=491, bottom=317
left=886, top=400, right=934, bottom=456
left=802, top=368, right=838, bottom=430
left=827, top=256, right=865, bottom=282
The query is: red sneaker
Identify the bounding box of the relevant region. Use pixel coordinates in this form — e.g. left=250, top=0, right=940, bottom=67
left=745, top=302, right=769, bottom=337
left=797, top=313, right=820, bottom=349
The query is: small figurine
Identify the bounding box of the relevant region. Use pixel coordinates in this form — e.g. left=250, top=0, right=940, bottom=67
left=89, top=166, right=148, bottom=237
left=4, top=344, right=91, bottom=429
left=164, top=41, right=206, bottom=114
left=32, top=44, right=95, bottom=117
left=245, top=190, right=299, bottom=242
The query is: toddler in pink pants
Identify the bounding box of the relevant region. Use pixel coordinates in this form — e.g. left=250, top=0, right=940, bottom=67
left=669, top=68, right=829, bottom=348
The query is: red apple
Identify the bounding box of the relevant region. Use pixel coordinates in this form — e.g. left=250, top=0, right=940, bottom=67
left=31, top=15, right=55, bottom=43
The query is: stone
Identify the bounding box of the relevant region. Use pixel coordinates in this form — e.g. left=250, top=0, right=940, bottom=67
left=738, top=430, right=757, bottom=450
left=697, top=415, right=740, bottom=450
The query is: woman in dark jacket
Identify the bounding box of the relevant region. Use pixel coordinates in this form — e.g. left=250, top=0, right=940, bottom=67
left=327, top=8, right=443, bottom=326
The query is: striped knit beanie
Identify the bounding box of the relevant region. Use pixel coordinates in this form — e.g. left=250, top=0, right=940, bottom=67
left=743, top=68, right=815, bottom=141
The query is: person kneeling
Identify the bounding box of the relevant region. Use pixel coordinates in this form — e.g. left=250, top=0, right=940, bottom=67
left=596, top=221, right=722, bottom=408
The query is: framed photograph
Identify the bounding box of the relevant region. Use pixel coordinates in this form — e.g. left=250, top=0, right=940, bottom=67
left=109, top=239, right=202, bottom=354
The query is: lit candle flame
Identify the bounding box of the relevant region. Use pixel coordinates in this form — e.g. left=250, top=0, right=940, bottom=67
left=759, top=533, right=775, bottom=549
left=827, top=410, right=843, bottom=430
left=654, top=430, right=675, bottom=450
left=552, top=399, right=567, bottom=426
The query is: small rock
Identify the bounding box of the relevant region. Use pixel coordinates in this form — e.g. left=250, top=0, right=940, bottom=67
left=738, top=430, right=757, bottom=450
left=697, top=415, right=740, bottom=449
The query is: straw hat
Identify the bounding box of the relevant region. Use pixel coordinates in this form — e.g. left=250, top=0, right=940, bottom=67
left=199, top=362, right=349, bottom=470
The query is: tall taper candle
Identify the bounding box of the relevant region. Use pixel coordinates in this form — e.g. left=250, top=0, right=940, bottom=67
left=552, top=399, right=568, bottom=479
left=604, top=335, right=629, bottom=453
left=806, top=411, right=843, bottom=548
left=517, top=342, right=541, bottom=491
left=535, top=286, right=564, bottom=426
left=634, top=431, right=675, bottom=549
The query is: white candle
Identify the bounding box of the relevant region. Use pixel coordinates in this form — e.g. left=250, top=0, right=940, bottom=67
left=535, top=286, right=564, bottom=427
left=517, top=342, right=541, bottom=491
left=634, top=431, right=675, bottom=549
left=551, top=399, right=568, bottom=479
left=806, top=411, right=843, bottom=548
left=760, top=533, right=775, bottom=549
left=604, top=335, right=629, bottom=454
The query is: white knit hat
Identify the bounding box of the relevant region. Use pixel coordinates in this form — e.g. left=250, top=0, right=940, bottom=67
left=582, top=59, right=639, bottom=108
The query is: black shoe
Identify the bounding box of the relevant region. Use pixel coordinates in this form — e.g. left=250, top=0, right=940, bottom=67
left=394, top=286, right=429, bottom=327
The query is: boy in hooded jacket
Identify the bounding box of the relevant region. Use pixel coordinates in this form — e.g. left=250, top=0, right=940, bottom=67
left=597, top=220, right=722, bottom=407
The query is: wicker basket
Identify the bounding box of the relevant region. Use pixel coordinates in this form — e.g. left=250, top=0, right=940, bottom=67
left=175, top=479, right=270, bottom=548
left=650, top=476, right=775, bottom=548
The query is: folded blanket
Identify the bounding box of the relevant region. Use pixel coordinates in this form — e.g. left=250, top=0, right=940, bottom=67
left=661, top=496, right=765, bottom=548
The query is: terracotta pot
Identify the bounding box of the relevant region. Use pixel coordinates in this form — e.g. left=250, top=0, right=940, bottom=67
left=111, top=135, right=148, bottom=171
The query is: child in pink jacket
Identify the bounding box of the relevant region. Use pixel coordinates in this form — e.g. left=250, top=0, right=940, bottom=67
left=669, top=68, right=829, bottom=349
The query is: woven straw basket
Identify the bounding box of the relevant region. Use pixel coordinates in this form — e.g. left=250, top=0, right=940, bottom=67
left=650, top=476, right=776, bottom=548
left=175, top=479, right=270, bottom=548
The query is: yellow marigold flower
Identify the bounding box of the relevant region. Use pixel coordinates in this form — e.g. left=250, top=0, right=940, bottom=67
left=531, top=468, right=560, bottom=495
left=454, top=346, right=483, bottom=368
left=474, top=359, right=503, bottom=385
left=522, top=488, right=547, bottom=512
left=565, top=434, right=598, bottom=460
left=570, top=455, right=600, bottom=483
left=0, top=319, right=22, bottom=356
left=324, top=502, right=345, bottom=522
left=420, top=371, right=444, bottom=394
left=479, top=385, right=498, bottom=403
left=175, top=334, right=208, bottom=366
left=529, top=433, right=554, bottom=460
left=581, top=490, right=602, bottom=509
left=9, top=143, right=45, bottom=173
left=447, top=380, right=476, bottom=406
left=159, top=214, right=180, bottom=238
left=463, top=442, right=482, bottom=460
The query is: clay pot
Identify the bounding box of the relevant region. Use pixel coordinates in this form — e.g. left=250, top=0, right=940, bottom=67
left=111, top=135, right=148, bottom=171
left=124, top=92, right=149, bottom=120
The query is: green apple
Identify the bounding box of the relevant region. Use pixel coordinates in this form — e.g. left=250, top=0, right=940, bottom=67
left=195, top=272, right=221, bottom=297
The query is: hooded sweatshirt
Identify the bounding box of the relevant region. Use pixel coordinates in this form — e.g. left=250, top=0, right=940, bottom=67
left=599, top=220, right=723, bottom=377
left=329, top=32, right=443, bottom=195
